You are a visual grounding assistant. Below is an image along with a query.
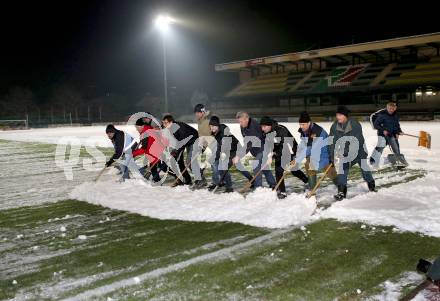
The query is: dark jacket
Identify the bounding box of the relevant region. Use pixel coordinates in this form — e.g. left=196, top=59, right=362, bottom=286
left=211, top=124, right=239, bottom=161
left=108, top=130, right=135, bottom=165
left=373, top=110, right=402, bottom=137
left=298, top=122, right=331, bottom=170
left=262, top=119, right=298, bottom=161
left=171, top=121, right=199, bottom=153
left=329, top=118, right=368, bottom=162
left=240, top=117, right=264, bottom=157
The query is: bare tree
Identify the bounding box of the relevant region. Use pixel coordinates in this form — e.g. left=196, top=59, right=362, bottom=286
left=51, top=84, right=83, bottom=122
left=4, top=87, right=34, bottom=118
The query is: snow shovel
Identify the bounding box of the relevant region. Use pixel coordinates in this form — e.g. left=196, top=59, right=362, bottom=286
left=402, top=131, right=431, bottom=149
left=306, top=163, right=333, bottom=199
left=273, top=159, right=296, bottom=192
left=94, top=165, right=109, bottom=182
left=239, top=160, right=271, bottom=194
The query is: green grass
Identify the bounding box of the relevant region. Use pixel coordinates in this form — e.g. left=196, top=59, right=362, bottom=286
left=0, top=201, right=267, bottom=300
left=106, top=220, right=440, bottom=301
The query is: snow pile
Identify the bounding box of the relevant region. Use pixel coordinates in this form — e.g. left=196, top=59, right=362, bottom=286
left=320, top=173, right=440, bottom=237
left=70, top=180, right=316, bottom=229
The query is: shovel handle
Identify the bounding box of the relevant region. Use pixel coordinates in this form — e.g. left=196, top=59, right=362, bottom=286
left=401, top=133, right=419, bottom=139
left=306, top=163, right=333, bottom=199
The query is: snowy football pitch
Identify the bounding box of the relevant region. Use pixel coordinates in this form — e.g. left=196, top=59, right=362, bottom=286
left=1, top=122, right=440, bottom=300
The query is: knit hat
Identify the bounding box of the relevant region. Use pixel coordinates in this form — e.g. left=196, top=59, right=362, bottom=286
left=259, top=116, right=273, bottom=126
left=336, top=105, right=350, bottom=117
left=135, top=118, right=144, bottom=126
left=194, top=104, right=206, bottom=113
left=209, top=115, right=220, bottom=127
left=105, top=124, right=116, bottom=133
left=299, top=112, right=311, bottom=123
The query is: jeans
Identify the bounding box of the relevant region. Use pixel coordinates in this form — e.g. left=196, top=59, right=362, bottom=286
left=337, top=159, right=374, bottom=186
left=212, top=160, right=232, bottom=188
left=371, top=136, right=401, bottom=162
left=186, top=143, right=205, bottom=182
left=120, top=152, right=134, bottom=180
left=233, top=160, right=253, bottom=182
left=253, top=151, right=276, bottom=188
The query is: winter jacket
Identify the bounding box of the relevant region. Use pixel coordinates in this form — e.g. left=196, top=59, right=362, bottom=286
left=197, top=112, right=214, bottom=148
left=211, top=124, right=239, bottom=162
left=132, top=125, right=165, bottom=165
left=298, top=122, right=331, bottom=170
left=240, top=117, right=264, bottom=157
left=329, top=118, right=368, bottom=162
left=171, top=121, right=199, bottom=153
left=373, top=110, right=402, bottom=137
left=262, top=119, right=298, bottom=162
left=197, top=111, right=212, bottom=137
left=108, top=130, right=135, bottom=165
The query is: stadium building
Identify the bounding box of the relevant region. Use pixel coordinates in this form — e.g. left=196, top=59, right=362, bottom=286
left=214, top=32, right=440, bottom=120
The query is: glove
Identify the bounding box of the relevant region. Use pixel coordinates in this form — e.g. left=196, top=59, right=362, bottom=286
left=105, top=159, right=114, bottom=167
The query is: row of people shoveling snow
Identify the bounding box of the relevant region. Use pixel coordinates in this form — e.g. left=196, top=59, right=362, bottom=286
left=103, top=101, right=410, bottom=200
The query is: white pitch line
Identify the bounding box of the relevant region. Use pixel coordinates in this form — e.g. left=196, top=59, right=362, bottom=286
left=60, top=227, right=294, bottom=301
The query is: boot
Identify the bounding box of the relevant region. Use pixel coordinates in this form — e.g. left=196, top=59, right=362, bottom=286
left=277, top=192, right=287, bottom=199
left=224, top=187, right=234, bottom=193
left=171, top=179, right=184, bottom=188
left=207, top=183, right=217, bottom=191
left=334, top=185, right=347, bottom=201
left=192, top=179, right=207, bottom=190
left=367, top=180, right=376, bottom=192
left=397, top=154, right=409, bottom=167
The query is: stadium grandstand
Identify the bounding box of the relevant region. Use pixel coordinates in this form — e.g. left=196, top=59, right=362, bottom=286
left=214, top=32, right=440, bottom=121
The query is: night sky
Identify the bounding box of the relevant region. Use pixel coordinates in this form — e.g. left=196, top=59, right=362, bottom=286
left=1, top=0, right=440, bottom=100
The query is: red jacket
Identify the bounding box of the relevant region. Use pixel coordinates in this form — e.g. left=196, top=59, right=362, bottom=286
left=132, top=125, right=167, bottom=165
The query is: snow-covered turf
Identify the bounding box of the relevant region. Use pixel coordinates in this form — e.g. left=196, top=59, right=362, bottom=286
left=1, top=121, right=439, bottom=236
left=0, top=119, right=439, bottom=300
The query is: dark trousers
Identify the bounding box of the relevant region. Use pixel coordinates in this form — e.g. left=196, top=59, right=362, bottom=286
left=159, top=150, right=192, bottom=184
left=139, top=164, right=160, bottom=182
left=337, top=159, right=374, bottom=186
left=177, top=150, right=192, bottom=184
left=275, top=159, right=308, bottom=193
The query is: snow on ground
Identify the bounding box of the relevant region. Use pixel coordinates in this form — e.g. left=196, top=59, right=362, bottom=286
left=1, top=121, right=440, bottom=235
left=319, top=146, right=440, bottom=237
left=0, top=140, right=102, bottom=209
left=70, top=181, right=316, bottom=229
left=367, top=272, right=424, bottom=301
left=0, top=121, right=439, bottom=149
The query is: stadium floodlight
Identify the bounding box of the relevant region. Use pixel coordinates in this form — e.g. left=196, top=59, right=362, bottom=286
left=153, top=14, right=175, bottom=112
left=154, top=15, right=173, bottom=33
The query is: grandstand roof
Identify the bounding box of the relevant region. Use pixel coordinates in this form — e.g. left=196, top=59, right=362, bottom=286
left=215, top=32, right=440, bottom=72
